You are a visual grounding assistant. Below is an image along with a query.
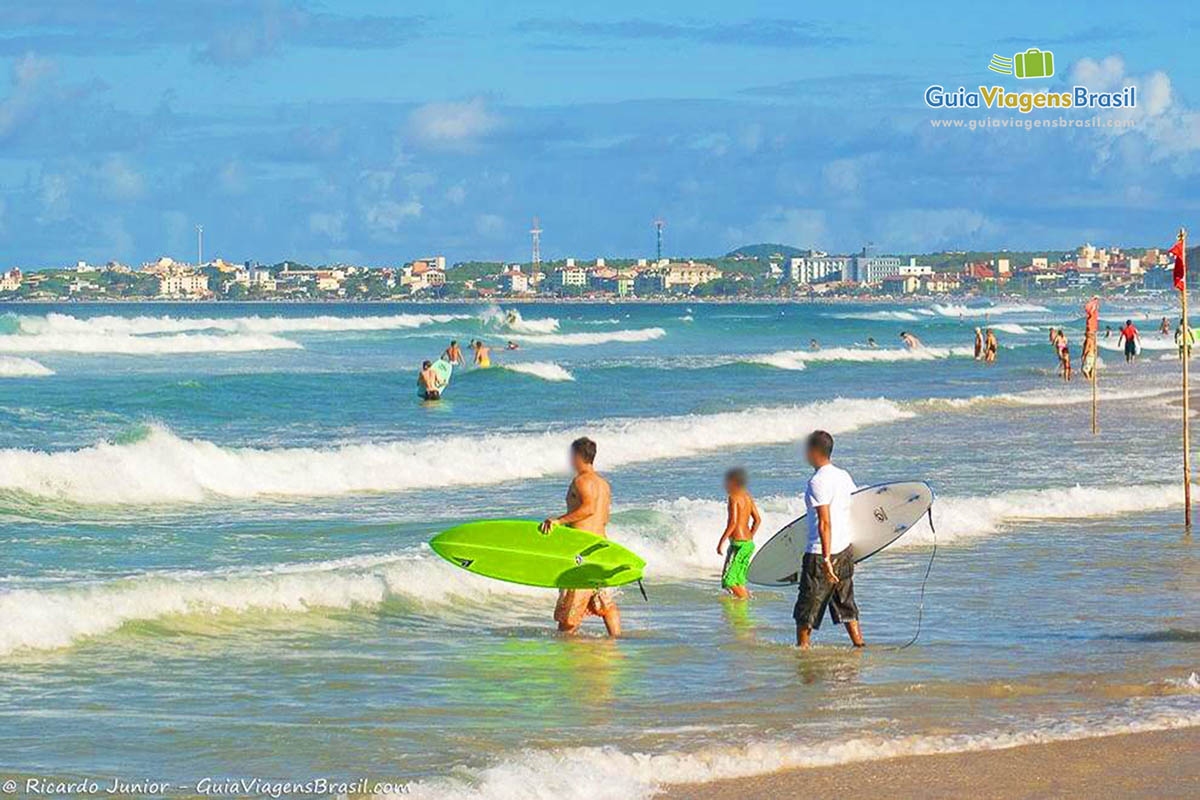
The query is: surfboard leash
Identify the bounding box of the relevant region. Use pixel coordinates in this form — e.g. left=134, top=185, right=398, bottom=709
left=896, top=507, right=937, bottom=650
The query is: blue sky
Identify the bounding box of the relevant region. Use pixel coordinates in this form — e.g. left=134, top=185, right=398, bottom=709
left=1, top=1, right=1198, bottom=266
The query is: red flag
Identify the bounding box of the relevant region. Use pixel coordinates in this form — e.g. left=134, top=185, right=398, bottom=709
left=1169, top=239, right=1187, bottom=290
left=1084, top=296, right=1099, bottom=333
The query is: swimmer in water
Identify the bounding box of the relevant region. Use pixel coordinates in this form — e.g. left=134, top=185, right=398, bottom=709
left=899, top=331, right=922, bottom=349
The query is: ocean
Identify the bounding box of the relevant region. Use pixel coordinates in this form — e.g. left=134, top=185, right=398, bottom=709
left=0, top=300, right=1197, bottom=798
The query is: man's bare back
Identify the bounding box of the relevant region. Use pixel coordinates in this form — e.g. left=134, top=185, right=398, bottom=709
left=564, top=471, right=611, bottom=537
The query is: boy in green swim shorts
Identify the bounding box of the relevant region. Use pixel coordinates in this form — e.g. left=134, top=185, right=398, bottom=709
left=716, top=467, right=761, bottom=600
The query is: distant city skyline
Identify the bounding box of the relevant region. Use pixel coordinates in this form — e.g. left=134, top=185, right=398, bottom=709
left=0, top=2, right=1198, bottom=267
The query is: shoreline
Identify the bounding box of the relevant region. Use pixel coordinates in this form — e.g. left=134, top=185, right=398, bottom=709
left=660, top=726, right=1200, bottom=799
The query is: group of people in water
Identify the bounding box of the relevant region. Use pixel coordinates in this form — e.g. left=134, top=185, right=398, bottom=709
left=417, top=338, right=522, bottom=400
left=541, top=431, right=865, bottom=648
left=972, top=327, right=999, bottom=363
left=1048, top=313, right=1197, bottom=383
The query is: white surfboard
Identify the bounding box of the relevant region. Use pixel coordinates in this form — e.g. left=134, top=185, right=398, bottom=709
left=747, top=481, right=934, bottom=587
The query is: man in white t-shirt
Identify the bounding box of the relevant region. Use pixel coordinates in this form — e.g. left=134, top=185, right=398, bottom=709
left=794, top=430, right=864, bottom=648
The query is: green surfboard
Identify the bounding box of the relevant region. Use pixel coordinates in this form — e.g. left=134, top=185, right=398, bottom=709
left=417, top=358, right=453, bottom=399
left=430, top=520, right=646, bottom=589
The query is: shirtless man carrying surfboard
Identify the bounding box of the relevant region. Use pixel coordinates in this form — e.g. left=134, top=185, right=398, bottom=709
left=540, top=437, right=621, bottom=637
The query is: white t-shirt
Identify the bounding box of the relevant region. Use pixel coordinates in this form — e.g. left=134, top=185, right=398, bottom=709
left=805, top=463, right=857, bottom=555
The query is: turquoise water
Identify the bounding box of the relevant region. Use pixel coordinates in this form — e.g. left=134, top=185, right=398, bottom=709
left=0, top=301, right=1197, bottom=798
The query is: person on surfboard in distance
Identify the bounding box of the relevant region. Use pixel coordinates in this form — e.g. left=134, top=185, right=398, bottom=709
left=540, top=437, right=621, bottom=637
left=716, top=467, right=761, bottom=600
left=795, top=430, right=864, bottom=649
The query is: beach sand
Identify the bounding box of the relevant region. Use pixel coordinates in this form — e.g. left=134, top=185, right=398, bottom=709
left=661, top=726, right=1199, bottom=799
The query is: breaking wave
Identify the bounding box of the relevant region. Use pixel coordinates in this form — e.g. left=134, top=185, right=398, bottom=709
left=0, top=398, right=908, bottom=505
left=614, top=480, right=1193, bottom=578
left=502, top=362, right=575, bottom=382
left=746, top=346, right=972, bottom=370
left=398, top=701, right=1200, bottom=799
left=0, top=331, right=301, bottom=354
left=478, top=307, right=560, bottom=334
left=0, top=551, right=544, bottom=656
left=508, top=328, right=666, bottom=346
left=929, top=303, right=1051, bottom=317
left=9, top=311, right=469, bottom=336
left=0, top=356, right=53, bottom=377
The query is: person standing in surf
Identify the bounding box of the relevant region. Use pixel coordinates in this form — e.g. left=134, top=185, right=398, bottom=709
left=417, top=360, right=444, bottom=400
left=984, top=329, right=998, bottom=364
left=442, top=340, right=465, bottom=367
left=540, top=437, right=621, bottom=637
left=716, top=467, right=761, bottom=601
left=794, top=430, right=863, bottom=649
left=973, top=327, right=983, bottom=361
left=1118, top=319, right=1140, bottom=364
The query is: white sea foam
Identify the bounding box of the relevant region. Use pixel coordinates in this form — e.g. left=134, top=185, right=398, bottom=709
left=12, top=311, right=469, bottom=336
left=833, top=310, right=922, bottom=322
left=507, top=328, right=666, bottom=346
left=990, top=322, right=1034, bottom=335
left=503, top=362, right=575, bottom=382
left=917, top=385, right=1175, bottom=410
left=930, top=303, right=1051, bottom=317
left=613, top=479, right=1194, bottom=578
left=0, top=331, right=301, bottom=354
left=0, top=398, right=908, bottom=505
left=398, top=703, right=1200, bottom=799
left=478, top=307, right=560, bottom=334
left=1099, top=336, right=1177, bottom=351
left=0, top=551, right=544, bottom=656
left=0, top=356, right=53, bottom=377
left=747, top=346, right=972, bottom=370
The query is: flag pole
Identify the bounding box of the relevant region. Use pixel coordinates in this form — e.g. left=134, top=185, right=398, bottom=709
left=1091, top=333, right=1098, bottom=434
left=1182, top=227, right=1192, bottom=529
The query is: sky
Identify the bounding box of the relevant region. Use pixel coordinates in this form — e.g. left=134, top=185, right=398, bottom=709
left=0, top=0, right=1198, bottom=267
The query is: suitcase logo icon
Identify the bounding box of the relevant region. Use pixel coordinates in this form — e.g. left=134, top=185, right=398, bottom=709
left=988, top=48, right=1054, bottom=79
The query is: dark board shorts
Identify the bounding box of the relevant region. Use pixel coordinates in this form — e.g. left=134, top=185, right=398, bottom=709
left=793, top=546, right=858, bottom=629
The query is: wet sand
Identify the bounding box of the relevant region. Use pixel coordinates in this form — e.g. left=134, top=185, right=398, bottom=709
left=661, top=726, right=1200, bottom=799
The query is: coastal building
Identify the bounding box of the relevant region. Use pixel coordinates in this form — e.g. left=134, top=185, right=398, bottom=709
left=634, top=271, right=668, bottom=295
left=663, top=261, right=722, bottom=290
left=615, top=272, right=635, bottom=297
left=880, top=274, right=921, bottom=294
left=788, top=252, right=849, bottom=285
left=848, top=246, right=902, bottom=285
left=898, top=258, right=933, bottom=276
left=499, top=266, right=529, bottom=294
left=157, top=271, right=209, bottom=298
left=549, top=265, right=588, bottom=291
left=0, top=268, right=22, bottom=292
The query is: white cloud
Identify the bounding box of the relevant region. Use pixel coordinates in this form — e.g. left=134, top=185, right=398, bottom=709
left=99, top=155, right=145, bottom=200
left=1071, top=55, right=1200, bottom=168
left=0, top=54, right=56, bottom=138
left=38, top=173, right=70, bottom=222
left=875, top=208, right=993, bottom=250
left=737, top=207, right=830, bottom=248
left=408, top=98, right=498, bottom=148
left=823, top=158, right=862, bottom=194
left=308, top=211, right=346, bottom=240
left=445, top=182, right=467, bottom=205
left=364, top=199, right=421, bottom=233
left=475, top=213, right=504, bottom=236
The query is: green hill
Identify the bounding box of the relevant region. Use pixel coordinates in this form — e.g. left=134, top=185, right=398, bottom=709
left=724, top=243, right=807, bottom=259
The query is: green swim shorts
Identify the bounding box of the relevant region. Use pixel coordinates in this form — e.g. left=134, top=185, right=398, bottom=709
left=721, top=540, right=756, bottom=589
